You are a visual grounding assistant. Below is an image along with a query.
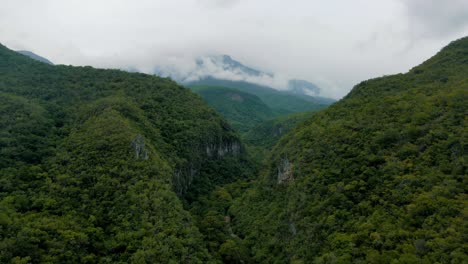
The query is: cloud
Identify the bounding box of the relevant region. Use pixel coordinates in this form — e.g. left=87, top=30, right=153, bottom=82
left=1, top=0, right=467, bottom=99
left=197, top=0, right=240, bottom=8
left=400, top=0, right=468, bottom=39
left=154, top=55, right=290, bottom=90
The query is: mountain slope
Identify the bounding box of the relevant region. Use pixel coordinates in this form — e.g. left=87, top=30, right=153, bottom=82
left=16, top=50, right=53, bottom=64
left=244, top=111, right=313, bottom=149
left=0, top=43, right=254, bottom=263
left=230, top=37, right=468, bottom=263
left=188, top=79, right=333, bottom=114
left=190, top=85, right=275, bottom=132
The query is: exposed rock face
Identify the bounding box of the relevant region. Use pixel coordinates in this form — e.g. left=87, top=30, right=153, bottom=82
left=174, top=138, right=243, bottom=195
left=289, top=220, right=297, bottom=236
left=229, top=93, right=244, bottom=102
left=205, top=140, right=241, bottom=158
left=273, top=125, right=284, bottom=137
left=173, top=164, right=198, bottom=195
left=277, top=157, right=294, bottom=184
left=131, top=135, right=149, bottom=160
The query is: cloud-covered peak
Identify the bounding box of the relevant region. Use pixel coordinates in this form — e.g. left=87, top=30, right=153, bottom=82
left=153, top=54, right=321, bottom=96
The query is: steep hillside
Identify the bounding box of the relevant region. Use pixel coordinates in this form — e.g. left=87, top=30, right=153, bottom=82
left=230, top=37, right=468, bottom=263
left=190, top=85, right=276, bottom=132
left=0, top=43, right=254, bottom=263
left=244, top=112, right=313, bottom=150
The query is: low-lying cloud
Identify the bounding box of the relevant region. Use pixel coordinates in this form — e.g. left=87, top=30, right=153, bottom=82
left=1, top=0, right=467, bottom=99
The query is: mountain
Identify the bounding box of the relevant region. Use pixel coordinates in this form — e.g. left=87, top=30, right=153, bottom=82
left=0, top=43, right=255, bottom=263
left=189, top=79, right=333, bottom=115
left=229, top=37, right=468, bottom=263
left=196, top=54, right=267, bottom=78
left=154, top=54, right=332, bottom=100
left=288, top=79, right=320, bottom=96
left=243, top=111, right=312, bottom=149
left=3, top=36, right=466, bottom=264
left=155, top=54, right=336, bottom=120
left=16, top=50, right=53, bottom=64
left=190, top=85, right=275, bottom=133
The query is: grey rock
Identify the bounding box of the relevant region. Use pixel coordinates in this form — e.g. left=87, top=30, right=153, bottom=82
left=131, top=135, right=149, bottom=160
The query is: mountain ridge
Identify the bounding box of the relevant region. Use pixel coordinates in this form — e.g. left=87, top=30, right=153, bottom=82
left=154, top=53, right=329, bottom=99
left=16, top=50, right=53, bottom=65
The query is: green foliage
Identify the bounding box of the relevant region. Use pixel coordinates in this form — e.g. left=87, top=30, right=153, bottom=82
left=231, top=37, right=468, bottom=263
left=189, top=182, right=253, bottom=263
left=189, top=85, right=331, bottom=133
left=188, top=79, right=334, bottom=114
left=244, top=112, right=313, bottom=148
left=1, top=35, right=467, bottom=263
left=190, top=85, right=275, bottom=133
left=0, top=43, right=252, bottom=263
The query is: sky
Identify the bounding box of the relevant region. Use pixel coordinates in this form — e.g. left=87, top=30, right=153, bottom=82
left=1, top=0, right=468, bottom=98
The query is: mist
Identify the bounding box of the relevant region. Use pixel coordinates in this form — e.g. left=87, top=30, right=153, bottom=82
left=1, top=0, right=467, bottom=98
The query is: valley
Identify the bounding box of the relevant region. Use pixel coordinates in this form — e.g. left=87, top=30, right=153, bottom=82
left=0, top=36, right=467, bottom=264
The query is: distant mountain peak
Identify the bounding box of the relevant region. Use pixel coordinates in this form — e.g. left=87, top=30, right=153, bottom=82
left=154, top=54, right=323, bottom=98
left=16, top=50, right=53, bottom=65
left=194, top=54, right=269, bottom=79
left=288, top=79, right=320, bottom=96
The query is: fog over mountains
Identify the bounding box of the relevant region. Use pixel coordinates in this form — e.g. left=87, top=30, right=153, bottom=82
left=17, top=49, right=324, bottom=98
left=153, top=54, right=322, bottom=97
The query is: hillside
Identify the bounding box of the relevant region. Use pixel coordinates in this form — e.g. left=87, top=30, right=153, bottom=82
left=244, top=112, right=313, bottom=149
left=16, top=50, right=53, bottom=64
left=190, top=85, right=276, bottom=132
left=0, top=43, right=254, bottom=263
left=188, top=78, right=333, bottom=115
left=2, top=35, right=467, bottom=264
left=229, top=37, right=468, bottom=263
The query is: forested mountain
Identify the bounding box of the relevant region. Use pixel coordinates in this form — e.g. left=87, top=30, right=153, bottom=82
left=188, top=79, right=333, bottom=115
left=155, top=54, right=327, bottom=99
left=243, top=112, right=313, bottom=150
left=0, top=43, right=254, bottom=263
left=190, top=85, right=276, bottom=133
left=16, top=50, right=53, bottom=65
left=1, top=35, right=466, bottom=264
left=230, top=37, right=468, bottom=263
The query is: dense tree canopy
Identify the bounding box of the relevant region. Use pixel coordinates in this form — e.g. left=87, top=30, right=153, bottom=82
left=1, top=35, right=466, bottom=263
left=0, top=43, right=253, bottom=263
left=230, top=37, right=468, bottom=263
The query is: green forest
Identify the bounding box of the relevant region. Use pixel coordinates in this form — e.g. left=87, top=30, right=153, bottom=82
left=0, top=36, right=467, bottom=264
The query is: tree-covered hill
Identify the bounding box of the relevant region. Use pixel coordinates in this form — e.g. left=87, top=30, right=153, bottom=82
left=188, top=79, right=333, bottom=115
left=230, top=37, right=468, bottom=263
left=0, top=43, right=254, bottom=263
left=2, top=35, right=467, bottom=264
left=243, top=112, right=313, bottom=150
left=190, top=85, right=276, bottom=133
left=241, top=112, right=314, bottom=163
left=16, top=50, right=54, bottom=65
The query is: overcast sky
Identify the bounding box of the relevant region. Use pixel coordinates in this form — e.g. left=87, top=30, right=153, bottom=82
left=1, top=0, right=468, bottom=98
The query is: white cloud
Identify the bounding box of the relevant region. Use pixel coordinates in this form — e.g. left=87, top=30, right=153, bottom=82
left=1, top=0, right=467, bottom=99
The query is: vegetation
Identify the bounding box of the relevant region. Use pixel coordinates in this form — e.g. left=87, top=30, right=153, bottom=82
left=244, top=112, right=313, bottom=149
left=190, top=86, right=275, bottom=133
left=188, top=81, right=333, bottom=115
left=1, top=35, right=467, bottom=264
left=230, top=37, right=468, bottom=263
left=0, top=43, right=253, bottom=263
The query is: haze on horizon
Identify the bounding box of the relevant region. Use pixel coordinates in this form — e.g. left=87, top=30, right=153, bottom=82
left=1, top=0, right=467, bottom=98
